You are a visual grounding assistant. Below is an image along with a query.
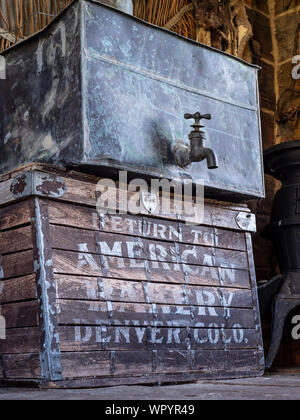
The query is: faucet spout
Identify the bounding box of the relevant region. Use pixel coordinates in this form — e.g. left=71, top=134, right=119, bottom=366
left=173, top=112, right=218, bottom=170
left=203, top=147, right=218, bottom=170
left=189, top=137, right=218, bottom=169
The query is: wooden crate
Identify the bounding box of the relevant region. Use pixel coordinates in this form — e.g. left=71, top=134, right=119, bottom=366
left=0, top=164, right=265, bottom=388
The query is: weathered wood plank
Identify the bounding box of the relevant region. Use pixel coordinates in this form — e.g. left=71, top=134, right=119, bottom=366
left=0, top=226, right=33, bottom=255
left=145, top=282, right=186, bottom=305
left=180, top=223, right=213, bottom=248
left=102, top=215, right=247, bottom=251
left=113, top=351, right=153, bottom=376
left=56, top=272, right=252, bottom=308
left=214, top=229, right=247, bottom=252
left=58, top=325, right=259, bottom=352
left=103, top=257, right=246, bottom=288
left=0, top=301, right=39, bottom=328
left=178, top=243, right=248, bottom=270
left=0, top=250, right=34, bottom=279
left=48, top=201, right=98, bottom=230
left=191, top=350, right=260, bottom=373
left=155, top=350, right=190, bottom=373
left=214, top=248, right=249, bottom=270
left=54, top=265, right=250, bottom=301
left=52, top=244, right=249, bottom=280
left=50, top=223, right=248, bottom=258
left=57, top=299, right=256, bottom=329
left=97, top=186, right=252, bottom=229
left=47, top=195, right=252, bottom=233
left=0, top=275, right=36, bottom=304
left=52, top=249, right=102, bottom=277
left=0, top=178, right=15, bottom=207
left=53, top=250, right=149, bottom=279
left=54, top=254, right=209, bottom=287
left=0, top=328, right=40, bottom=354
left=59, top=325, right=152, bottom=352
left=0, top=200, right=32, bottom=231
left=219, top=268, right=250, bottom=289
left=50, top=225, right=97, bottom=252
left=56, top=174, right=97, bottom=207
left=57, top=300, right=109, bottom=326
left=223, top=329, right=259, bottom=349
left=153, top=305, right=256, bottom=329
left=60, top=348, right=259, bottom=379
left=103, top=215, right=182, bottom=243
left=0, top=363, right=4, bottom=379
left=61, top=352, right=111, bottom=378
left=102, top=257, right=148, bottom=282
left=55, top=275, right=99, bottom=301
left=98, top=278, right=145, bottom=303
left=226, top=350, right=260, bottom=372
left=191, top=350, right=226, bottom=372
left=2, top=354, right=41, bottom=379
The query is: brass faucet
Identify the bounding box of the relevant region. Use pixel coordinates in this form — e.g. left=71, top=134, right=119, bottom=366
left=174, top=112, right=218, bottom=170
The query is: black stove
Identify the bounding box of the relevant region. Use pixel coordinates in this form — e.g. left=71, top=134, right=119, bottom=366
left=260, top=140, right=300, bottom=368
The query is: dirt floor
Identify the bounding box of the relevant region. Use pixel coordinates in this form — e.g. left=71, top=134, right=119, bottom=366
left=0, top=373, right=300, bottom=400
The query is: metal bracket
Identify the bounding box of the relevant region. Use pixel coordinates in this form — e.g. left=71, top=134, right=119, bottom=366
left=34, top=172, right=66, bottom=198
left=10, top=171, right=66, bottom=199
left=236, top=212, right=256, bottom=232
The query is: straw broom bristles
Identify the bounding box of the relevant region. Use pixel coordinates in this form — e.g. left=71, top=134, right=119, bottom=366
left=133, top=0, right=195, bottom=40
left=0, top=1, right=196, bottom=53
left=0, top=0, right=73, bottom=52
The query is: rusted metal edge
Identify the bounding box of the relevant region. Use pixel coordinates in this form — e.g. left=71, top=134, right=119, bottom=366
left=31, top=198, right=63, bottom=381
left=245, top=232, right=265, bottom=373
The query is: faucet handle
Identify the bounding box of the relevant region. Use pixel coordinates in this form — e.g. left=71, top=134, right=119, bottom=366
left=184, top=112, right=211, bottom=130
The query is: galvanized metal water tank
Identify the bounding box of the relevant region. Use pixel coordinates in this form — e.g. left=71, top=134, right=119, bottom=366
left=0, top=0, right=264, bottom=202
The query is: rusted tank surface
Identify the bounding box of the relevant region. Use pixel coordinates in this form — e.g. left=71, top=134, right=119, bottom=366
left=0, top=0, right=264, bottom=201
